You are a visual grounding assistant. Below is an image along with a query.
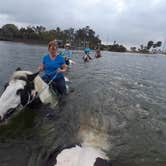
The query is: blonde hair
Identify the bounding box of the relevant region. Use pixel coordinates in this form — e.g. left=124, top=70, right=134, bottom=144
left=48, top=40, right=58, bottom=50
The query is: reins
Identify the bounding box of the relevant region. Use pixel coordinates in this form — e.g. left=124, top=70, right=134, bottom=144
left=19, top=73, right=58, bottom=110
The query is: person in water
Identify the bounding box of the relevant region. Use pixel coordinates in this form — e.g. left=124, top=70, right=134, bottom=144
left=61, top=43, right=73, bottom=65
left=39, top=40, right=67, bottom=95
left=83, top=47, right=93, bottom=62
left=95, top=47, right=102, bottom=58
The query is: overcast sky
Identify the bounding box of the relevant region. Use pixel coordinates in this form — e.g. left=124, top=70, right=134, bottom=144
left=0, top=0, right=166, bottom=47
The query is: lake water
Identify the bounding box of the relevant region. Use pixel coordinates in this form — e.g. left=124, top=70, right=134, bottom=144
left=0, top=41, right=166, bottom=166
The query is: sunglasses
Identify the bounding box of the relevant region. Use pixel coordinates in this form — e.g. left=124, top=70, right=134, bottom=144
left=50, top=45, right=57, bottom=49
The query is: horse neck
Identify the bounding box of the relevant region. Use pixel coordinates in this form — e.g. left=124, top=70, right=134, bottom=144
left=34, top=76, right=48, bottom=93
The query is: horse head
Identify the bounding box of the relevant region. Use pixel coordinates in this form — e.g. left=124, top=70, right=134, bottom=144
left=0, top=69, right=39, bottom=121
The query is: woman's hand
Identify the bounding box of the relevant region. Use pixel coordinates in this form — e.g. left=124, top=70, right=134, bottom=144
left=38, top=64, right=44, bottom=71
left=56, top=64, right=67, bottom=74
left=56, top=68, right=62, bottom=73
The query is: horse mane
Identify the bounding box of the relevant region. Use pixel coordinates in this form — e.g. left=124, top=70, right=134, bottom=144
left=12, top=70, right=32, bottom=78
left=11, top=71, right=32, bottom=81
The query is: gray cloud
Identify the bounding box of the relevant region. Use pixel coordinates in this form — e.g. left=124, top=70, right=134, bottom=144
left=0, top=0, right=166, bottom=47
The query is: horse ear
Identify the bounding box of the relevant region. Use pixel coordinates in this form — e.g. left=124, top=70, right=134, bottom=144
left=16, top=67, right=22, bottom=71
left=27, top=71, right=40, bottom=82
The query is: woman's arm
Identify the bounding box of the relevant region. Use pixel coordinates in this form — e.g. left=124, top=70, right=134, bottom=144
left=57, top=64, right=68, bottom=73
left=39, top=64, right=45, bottom=71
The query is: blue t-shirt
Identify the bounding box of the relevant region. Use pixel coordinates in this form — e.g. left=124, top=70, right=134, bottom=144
left=61, top=50, right=73, bottom=59
left=42, top=54, right=65, bottom=80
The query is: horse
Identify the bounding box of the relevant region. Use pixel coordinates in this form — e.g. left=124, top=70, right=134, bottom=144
left=65, top=58, right=76, bottom=66
left=0, top=69, right=60, bottom=121
left=45, top=123, right=112, bottom=166
left=45, top=144, right=112, bottom=166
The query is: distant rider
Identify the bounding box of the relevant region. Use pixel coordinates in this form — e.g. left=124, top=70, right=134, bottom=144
left=95, top=47, right=102, bottom=58
left=61, top=43, right=73, bottom=65
left=83, top=47, right=93, bottom=62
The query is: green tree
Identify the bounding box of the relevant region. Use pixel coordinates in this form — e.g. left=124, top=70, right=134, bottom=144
left=130, top=47, right=137, bottom=52
left=75, top=26, right=100, bottom=48
left=147, top=41, right=154, bottom=49
left=32, top=25, right=46, bottom=34
left=1, top=24, right=19, bottom=40
left=108, top=43, right=127, bottom=52
left=156, top=41, right=162, bottom=47
left=0, top=24, right=101, bottom=48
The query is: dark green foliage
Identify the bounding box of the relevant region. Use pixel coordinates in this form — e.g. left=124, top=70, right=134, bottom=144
left=0, top=24, right=19, bottom=40
left=147, top=40, right=162, bottom=49
left=0, top=24, right=101, bottom=48
left=108, top=44, right=127, bottom=52
left=138, top=40, right=162, bottom=53
left=155, top=41, right=162, bottom=47
left=147, top=41, right=154, bottom=49
left=130, top=47, right=137, bottom=52
left=100, top=43, right=127, bottom=52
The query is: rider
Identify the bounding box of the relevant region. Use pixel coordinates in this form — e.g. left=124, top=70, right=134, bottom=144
left=61, top=43, right=73, bottom=65
left=95, top=47, right=102, bottom=58
left=39, top=40, right=67, bottom=95
left=83, top=47, right=93, bottom=61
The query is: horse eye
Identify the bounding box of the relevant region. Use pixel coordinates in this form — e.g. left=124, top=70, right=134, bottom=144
left=4, top=82, right=9, bottom=91
left=16, top=89, right=24, bottom=95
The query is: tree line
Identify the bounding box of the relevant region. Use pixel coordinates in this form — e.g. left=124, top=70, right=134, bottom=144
left=0, top=24, right=128, bottom=52
left=1, top=23, right=161, bottom=53
left=0, top=24, right=101, bottom=48
left=101, top=41, right=127, bottom=52
left=130, top=41, right=162, bottom=53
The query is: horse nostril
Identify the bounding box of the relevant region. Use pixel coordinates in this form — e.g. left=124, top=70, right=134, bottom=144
left=6, top=109, right=15, bottom=116
left=1, top=108, right=16, bottom=121
left=0, top=114, right=3, bottom=122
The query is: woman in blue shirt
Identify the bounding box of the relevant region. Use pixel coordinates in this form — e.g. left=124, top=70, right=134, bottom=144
left=40, top=40, right=67, bottom=95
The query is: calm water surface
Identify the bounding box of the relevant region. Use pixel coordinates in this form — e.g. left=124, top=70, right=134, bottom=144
left=0, top=41, right=166, bottom=166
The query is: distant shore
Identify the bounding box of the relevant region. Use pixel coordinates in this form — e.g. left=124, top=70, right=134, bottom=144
left=0, top=38, right=49, bottom=46
left=0, top=39, right=166, bottom=56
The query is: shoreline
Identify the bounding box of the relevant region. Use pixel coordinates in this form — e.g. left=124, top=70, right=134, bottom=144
left=0, top=39, right=165, bottom=56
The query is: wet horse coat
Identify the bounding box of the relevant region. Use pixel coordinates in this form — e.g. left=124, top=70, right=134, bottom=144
left=45, top=144, right=112, bottom=166
left=0, top=70, right=58, bottom=121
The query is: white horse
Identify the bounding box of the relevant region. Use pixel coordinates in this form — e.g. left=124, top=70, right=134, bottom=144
left=0, top=70, right=60, bottom=121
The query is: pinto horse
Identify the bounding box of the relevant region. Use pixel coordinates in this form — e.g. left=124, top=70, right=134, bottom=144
left=44, top=143, right=112, bottom=166
left=0, top=70, right=59, bottom=121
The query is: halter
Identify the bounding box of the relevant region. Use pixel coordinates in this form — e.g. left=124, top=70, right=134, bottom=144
left=18, top=90, right=37, bottom=110
left=1, top=73, right=59, bottom=121
left=18, top=73, right=58, bottom=110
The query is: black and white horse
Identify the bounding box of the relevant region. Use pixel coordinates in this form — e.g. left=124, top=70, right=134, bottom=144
left=0, top=69, right=59, bottom=121
left=51, top=144, right=112, bottom=166
left=46, top=126, right=112, bottom=166
left=45, top=141, right=112, bottom=166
